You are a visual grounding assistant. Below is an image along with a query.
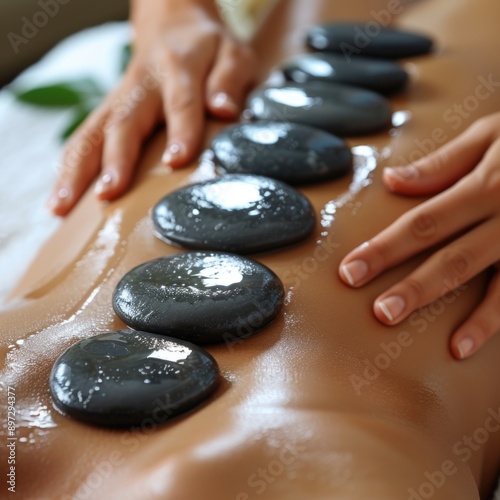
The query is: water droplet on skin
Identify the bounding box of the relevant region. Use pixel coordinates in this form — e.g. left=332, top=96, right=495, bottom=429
left=392, top=110, right=412, bottom=127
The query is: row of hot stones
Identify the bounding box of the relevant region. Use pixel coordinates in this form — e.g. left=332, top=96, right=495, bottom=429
left=50, top=23, right=434, bottom=427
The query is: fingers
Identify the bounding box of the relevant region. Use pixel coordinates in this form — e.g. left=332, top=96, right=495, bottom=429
left=206, top=39, right=256, bottom=119
left=371, top=217, right=500, bottom=326
left=48, top=107, right=108, bottom=216
left=97, top=88, right=161, bottom=200
left=383, top=117, right=495, bottom=195
left=161, top=36, right=256, bottom=168
left=48, top=19, right=259, bottom=215
left=339, top=175, right=485, bottom=288
left=451, top=268, right=500, bottom=360
left=49, top=74, right=162, bottom=215
left=161, top=50, right=214, bottom=168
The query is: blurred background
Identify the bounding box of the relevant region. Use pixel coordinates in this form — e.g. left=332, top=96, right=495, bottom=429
left=0, top=0, right=274, bottom=86
left=0, top=0, right=129, bottom=86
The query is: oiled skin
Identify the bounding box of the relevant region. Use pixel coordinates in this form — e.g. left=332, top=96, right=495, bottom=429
left=2, top=1, right=500, bottom=499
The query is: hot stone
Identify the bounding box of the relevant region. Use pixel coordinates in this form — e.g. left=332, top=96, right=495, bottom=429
left=211, top=122, right=352, bottom=184
left=50, top=330, right=220, bottom=427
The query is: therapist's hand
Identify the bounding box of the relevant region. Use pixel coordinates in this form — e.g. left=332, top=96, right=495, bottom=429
left=48, top=0, right=256, bottom=216
left=339, top=113, right=500, bottom=360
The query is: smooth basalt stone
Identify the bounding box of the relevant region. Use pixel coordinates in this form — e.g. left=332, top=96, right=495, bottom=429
left=307, top=23, right=434, bottom=59
left=211, top=122, right=352, bottom=184
left=152, top=174, right=316, bottom=253
left=113, top=252, right=285, bottom=344
left=50, top=330, right=220, bottom=427
left=246, top=82, right=392, bottom=136
left=282, top=53, right=408, bottom=95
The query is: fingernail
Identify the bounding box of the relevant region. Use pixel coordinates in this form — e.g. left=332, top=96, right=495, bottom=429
left=457, top=337, right=475, bottom=359
left=47, top=188, right=70, bottom=209
left=377, top=295, right=406, bottom=322
left=94, top=173, right=114, bottom=196
left=384, top=165, right=419, bottom=181
left=162, top=143, right=183, bottom=165
left=211, top=92, right=238, bottom=114
left=341, top=260, right=369, bottom=286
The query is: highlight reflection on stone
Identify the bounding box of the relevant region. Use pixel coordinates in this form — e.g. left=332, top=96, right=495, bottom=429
left=50, top=330, right=220, bottom=427
left=211, top=122, right=352, bottom=184
left=152, top=174, right=316, bottom=253
left=282, top=53, right=408, bottom=95
left=112, top=252, right=285, bottom=344
left=246, top=82, right=392, bottom=136
left=307, top=22, right=434, bottom=59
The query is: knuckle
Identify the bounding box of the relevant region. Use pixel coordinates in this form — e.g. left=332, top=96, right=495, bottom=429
left=241, top=48, right=257, bottom=73
left=224, top=39, right=242, bottom=58
left=470, top=114, right=496, bottom=136
left=61, top=131, right=99, bottom=172
left=407, top=211, right=438, bottom=241
left=162, top=32, right=218, bottom=67
left=226, top=40, right=253, bottom=61
left=368, top=238, right=392, bottom=268
left=426, top=151, right=448, bottom=177
left=105, top=106, right=134, bottom=131
left=125, top=59, right=146, bottom=81
left=231, top=44, right=256, bottom=72
left=159, top=48, right=192, bottom=69
left=482, top=169, right=500, bottom=196
left=59, top=149, right=78, bottom=175
left=402, top=277, right=427, bottom=301
left=441, top=248, right=471, bottom=282
left=470, top=316, right=495, bottom=343
left=167, top=90, right=197, bottom=114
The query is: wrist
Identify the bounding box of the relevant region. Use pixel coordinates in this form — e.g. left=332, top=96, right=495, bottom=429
left=131, top=0, right=220, bottom=29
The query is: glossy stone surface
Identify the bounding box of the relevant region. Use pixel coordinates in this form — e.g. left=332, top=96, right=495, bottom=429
left=246, top=82, right=392, bottom=136
left=50, top=330, right=220, bottom=427
left=152, top=174, right=316, bottom=253
left=307, top=23, right=434, bottom=59
left=282, top=53, right=408, bottom=95
left=113, top=252, right=285, bottom=344
left=211, top=122, right=352, bottom=184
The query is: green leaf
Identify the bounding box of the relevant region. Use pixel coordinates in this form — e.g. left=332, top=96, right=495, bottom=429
left=60, top=107, right=92, bottom=140
left=14, top=84, right=84, bottom=107
left=13, top=78, right=105, bottom=108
